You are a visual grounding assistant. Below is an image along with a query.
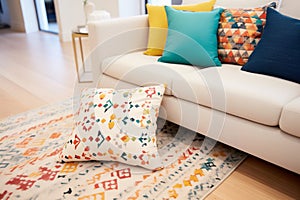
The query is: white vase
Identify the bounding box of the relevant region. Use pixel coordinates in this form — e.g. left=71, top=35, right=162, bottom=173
left=84, top=2, right=95, bottom=25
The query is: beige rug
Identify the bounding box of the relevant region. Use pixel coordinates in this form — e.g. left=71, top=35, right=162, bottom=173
left=0, top=99, right=247, bottom=199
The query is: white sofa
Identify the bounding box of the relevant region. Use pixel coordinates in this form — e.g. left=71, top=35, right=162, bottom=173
left=87, top=2, right=300, bottom=174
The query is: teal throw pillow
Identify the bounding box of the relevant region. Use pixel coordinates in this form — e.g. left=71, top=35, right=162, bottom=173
left=158, top=6, right=223, bottom=67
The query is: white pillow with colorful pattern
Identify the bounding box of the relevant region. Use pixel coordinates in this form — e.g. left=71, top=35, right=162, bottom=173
left=59, top=85, right=165, bottom=170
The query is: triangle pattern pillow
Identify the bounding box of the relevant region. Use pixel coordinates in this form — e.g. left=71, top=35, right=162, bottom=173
left=59, top=85, right=165, bottom=170
left=218, top=2, right=277, bottom=65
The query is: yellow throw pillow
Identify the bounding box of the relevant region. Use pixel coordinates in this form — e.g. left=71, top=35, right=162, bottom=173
left=144, top=0, right=216, bottom=56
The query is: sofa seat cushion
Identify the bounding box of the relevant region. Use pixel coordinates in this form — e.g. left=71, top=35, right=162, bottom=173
left=279, top=97, right=300, bottom=137
left=102, top=51, right=300, bottom=126
left=102, top=51, right=197, bottom=96
left=172, top=64, right=300, bottom=126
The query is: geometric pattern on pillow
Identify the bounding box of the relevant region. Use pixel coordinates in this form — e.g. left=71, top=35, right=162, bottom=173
left=218, top=2, right=276, bottom=65
left=59, top=85, right=165, bottom=170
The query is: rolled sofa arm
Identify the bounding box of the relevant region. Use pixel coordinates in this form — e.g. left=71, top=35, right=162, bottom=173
left=87, top=15, right=149, bottom=85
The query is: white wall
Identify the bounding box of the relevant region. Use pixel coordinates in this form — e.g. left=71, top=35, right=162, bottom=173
left=35, top=0, right=49, bottom=30
left=5, top=0, right=38, bottom=33
left=148, top=0, right=171, bottom=5
left=91, top=0, right=143, bottom=18
left=2, top=0, right=143, bottom=39
left=54, top=0, right=85, bottom=42
left=118, top=0, right=142, bottom=17
left=20, top=0, right=39, bottom=33
left=93, top=0, right=119, bottom=18
left=54, top=0, right=145, bottom=42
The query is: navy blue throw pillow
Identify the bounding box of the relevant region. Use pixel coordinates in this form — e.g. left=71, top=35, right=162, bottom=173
left=241, top=7, right=300, bottom=84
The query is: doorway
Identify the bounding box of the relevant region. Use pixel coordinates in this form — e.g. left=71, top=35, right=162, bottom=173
left=34, top=0, right=58, bottom=33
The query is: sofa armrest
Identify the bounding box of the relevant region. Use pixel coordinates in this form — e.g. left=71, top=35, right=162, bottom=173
left=87, top=15, right=149, bottom=85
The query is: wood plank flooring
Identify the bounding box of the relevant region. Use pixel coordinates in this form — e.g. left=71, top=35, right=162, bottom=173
left=0, top=29, right=299, bottom=199
left=0, top=29, right=75, bottom=118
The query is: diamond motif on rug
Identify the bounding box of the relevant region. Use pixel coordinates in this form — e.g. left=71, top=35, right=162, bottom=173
left=0, top=99, right=247, bottom=199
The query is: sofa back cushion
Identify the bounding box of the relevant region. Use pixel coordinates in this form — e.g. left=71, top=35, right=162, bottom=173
left=182, top=0, right=279, bottom=8
left=279, top=0, right=300, bottom=19
left=280, top=97, right=300, bottom=138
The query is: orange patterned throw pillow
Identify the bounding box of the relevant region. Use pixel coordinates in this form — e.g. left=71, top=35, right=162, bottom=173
left=217, top=2, right=276, bottom=65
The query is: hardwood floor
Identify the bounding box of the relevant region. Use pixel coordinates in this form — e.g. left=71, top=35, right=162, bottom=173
left=0, top=29, right=75, bottom=119
left=0, top=29, right=299, bottom=199
left=207, top=156, right=300, bottom=200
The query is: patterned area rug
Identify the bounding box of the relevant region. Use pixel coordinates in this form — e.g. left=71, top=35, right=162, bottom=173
left=0, top=99, right=247, bottom=199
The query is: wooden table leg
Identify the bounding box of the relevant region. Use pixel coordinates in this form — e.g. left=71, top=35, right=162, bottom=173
left=72, top=33, right=81, bottom=82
